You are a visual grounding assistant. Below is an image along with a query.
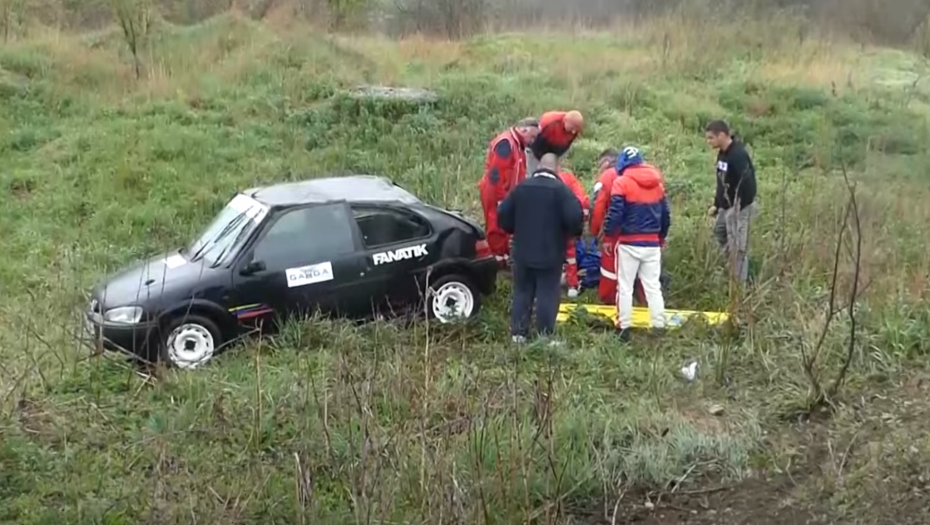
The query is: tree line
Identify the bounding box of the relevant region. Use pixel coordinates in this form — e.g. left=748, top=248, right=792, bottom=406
left=2, top=0, right=929, bottom=52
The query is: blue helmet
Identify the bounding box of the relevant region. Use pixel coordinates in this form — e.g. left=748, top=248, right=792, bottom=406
left=616, top=146, right=644, bottom=173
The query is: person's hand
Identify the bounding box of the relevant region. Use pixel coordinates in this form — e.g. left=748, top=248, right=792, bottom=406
left=706, top=205, right=717, bottom=217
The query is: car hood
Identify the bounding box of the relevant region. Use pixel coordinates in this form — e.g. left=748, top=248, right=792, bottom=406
left=93, top=250, right=222, bottom=307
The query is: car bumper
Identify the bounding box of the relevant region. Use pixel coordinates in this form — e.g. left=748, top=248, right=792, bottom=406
left=471, top=256, right=499, bottom=295
left=82, top=312, right=158, bottom=358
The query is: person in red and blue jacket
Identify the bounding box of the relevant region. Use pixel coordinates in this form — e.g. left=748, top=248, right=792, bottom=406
left=603, top=146, right=670, bottom=340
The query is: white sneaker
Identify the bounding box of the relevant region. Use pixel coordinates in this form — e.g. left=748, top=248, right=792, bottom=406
left=512, top=335, right=526, bottom=344
left=567, top=288, right=579, bottom=298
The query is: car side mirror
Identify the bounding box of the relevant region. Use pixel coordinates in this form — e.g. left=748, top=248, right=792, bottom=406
left=240, top=260, right=266, bottom=276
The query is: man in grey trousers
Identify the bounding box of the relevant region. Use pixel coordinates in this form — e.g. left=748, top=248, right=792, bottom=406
left=704, top=120, right=757, bottom=284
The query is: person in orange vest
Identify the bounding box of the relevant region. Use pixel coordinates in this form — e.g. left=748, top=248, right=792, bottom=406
left=556, top=167, right=590, bottom=298
left=603, top=146, right=670, bottom=340
left=529, top=110, right=584, bottom=163
left=589, top=148, right=620, bottom=304
left=477, top=118, right=540, bottom=267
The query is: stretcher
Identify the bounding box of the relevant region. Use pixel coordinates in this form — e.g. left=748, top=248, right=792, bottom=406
left=557, top=303, right=729, bottom=329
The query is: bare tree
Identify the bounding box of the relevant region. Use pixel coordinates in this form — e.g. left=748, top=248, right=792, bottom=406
left=392, top=0, right=487, bottom=39
left=1, top=0, right=27, bottom=42
left=798, top=164, right=864, bottom=410
left=110, top=0, right=152, bottom=79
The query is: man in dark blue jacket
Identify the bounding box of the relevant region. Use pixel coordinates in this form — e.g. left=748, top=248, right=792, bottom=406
left=498, top=153, right=584, bottom=343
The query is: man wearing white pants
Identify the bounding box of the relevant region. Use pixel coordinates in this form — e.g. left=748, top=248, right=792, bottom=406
left=602, top=146, right=671, bottom=341
left=615, top=244, right=665, bottom=335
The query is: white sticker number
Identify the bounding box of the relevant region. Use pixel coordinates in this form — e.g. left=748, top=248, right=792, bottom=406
left=229, top=193, right=270, bottom=224
left=164, top=254, right=186, bottom=269
left=621, top=146, right=640, bottom=159
left=286, top=262, right=334, bottom=288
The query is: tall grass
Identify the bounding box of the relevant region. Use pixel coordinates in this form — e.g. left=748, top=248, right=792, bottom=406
left=0, top=8, right=929, bottom=523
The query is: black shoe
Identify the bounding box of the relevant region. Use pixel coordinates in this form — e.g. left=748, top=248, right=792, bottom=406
left=615, top=327, right=631, bottom=342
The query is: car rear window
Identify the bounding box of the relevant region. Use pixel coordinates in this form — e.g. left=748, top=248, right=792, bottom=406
left=352, top=207, right=431, bottom=248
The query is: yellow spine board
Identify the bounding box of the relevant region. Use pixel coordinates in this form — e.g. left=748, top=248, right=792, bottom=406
left=557, top=303, right=729, bottom=328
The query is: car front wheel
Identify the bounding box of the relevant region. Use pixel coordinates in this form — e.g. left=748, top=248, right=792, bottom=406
left=426, top=274, right=482, bottom=323
left=160, top=314, right=223, bottom=369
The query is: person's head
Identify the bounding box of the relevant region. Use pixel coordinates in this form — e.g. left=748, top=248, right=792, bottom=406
left=514, top=117, right=539, bottom=143
left=704, top=120, right=732, bottom=150
left=616, top=145, right=644, bottom=173
left=564, top=110, right=584, bottom=134
left=597, top=148, right=618, bottom=173
left=538, top=153, right=559, bottom=172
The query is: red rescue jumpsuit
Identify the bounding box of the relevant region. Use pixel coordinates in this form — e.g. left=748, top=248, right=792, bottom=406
left=558, top=171, right=590, bottom=290
left=590, top=167, right=648, bottom=305
left=530, top=111, right=579, bottom=160
left=477, top=128, right=527, bottom=266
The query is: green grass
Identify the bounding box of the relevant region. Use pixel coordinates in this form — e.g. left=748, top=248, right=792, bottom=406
left=2, top=11, right=930, bottom=524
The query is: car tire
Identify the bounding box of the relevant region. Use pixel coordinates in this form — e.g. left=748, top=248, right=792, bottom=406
left=158, top=314, right=224, bottom=369
left=425, top=274, right=482, bottom=323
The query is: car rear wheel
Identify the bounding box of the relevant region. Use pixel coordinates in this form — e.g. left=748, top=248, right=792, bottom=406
left=160, top=314, right=223, bottom=369
left=426, top=274, right=481, bottom=323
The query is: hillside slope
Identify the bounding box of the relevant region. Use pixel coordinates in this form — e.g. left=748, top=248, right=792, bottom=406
left=1, top=13, right=929, bottom=524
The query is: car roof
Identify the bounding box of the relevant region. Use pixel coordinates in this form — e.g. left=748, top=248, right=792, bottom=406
left=243, top=175, right=423, bottom=208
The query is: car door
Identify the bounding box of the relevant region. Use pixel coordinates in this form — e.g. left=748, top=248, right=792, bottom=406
left=229, top=202, right=369, bottom=326
left=350, top=205, right=437, bottom=314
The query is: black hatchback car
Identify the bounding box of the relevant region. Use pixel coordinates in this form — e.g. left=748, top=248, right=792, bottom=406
left=83, top=175, right=498, bottom=369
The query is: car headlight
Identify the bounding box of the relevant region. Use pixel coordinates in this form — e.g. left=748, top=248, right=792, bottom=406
left=103, top=306, right=143, bottom=324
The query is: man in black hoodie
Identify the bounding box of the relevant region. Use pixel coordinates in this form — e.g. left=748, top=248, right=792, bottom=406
left=497, top=153, right=584, bottom=343
left=704, top=120, right=758, bottom=284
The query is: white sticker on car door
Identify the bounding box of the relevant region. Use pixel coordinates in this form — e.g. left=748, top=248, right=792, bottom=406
left=372, top=244, right=428, bottom=265
left=286, top=261, right=334, bottom=288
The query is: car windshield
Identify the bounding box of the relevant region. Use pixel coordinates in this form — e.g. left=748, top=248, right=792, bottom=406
left=186, top=194, right=269, bottom=267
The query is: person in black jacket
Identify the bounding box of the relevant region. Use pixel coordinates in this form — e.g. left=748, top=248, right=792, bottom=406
left=704, top=120, right=758, bottom=284
left=497, top=153, right=584, bottom=343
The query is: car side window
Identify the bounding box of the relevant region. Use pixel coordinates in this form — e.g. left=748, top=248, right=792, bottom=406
left=352, top=207, right=431, bottom=249
left=252, top=204, right=356, bottom=268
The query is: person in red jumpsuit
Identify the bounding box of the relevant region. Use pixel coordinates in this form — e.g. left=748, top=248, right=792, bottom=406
left=590, top=149, right=652, bottom=305
left=529, top=110, right=584, bottom=162
left=589, top=149, right=620, bottom=304
left=478, top=118, right=539, bottom=267
left=556, top=168, right=590, bottom=298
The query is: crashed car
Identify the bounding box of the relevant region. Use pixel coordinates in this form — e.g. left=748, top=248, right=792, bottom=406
left=84, top=175, right=498, bottom=369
